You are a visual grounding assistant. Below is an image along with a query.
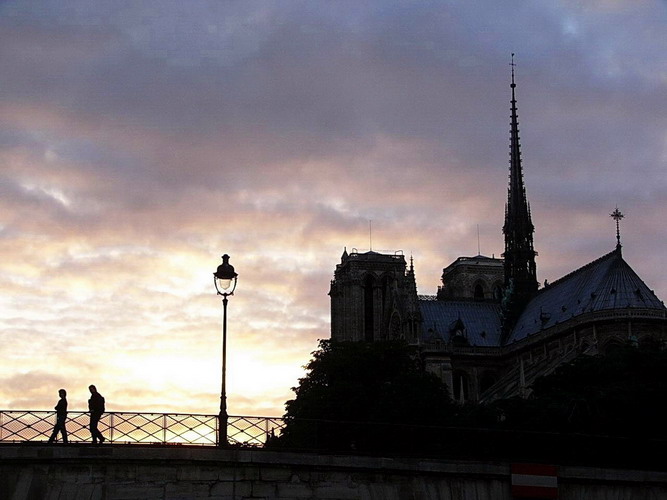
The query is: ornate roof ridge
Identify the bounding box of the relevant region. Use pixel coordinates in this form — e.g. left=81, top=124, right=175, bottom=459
left=540, top=247, right=620, bottom=291
left=458, top=254, right=501, bottom=261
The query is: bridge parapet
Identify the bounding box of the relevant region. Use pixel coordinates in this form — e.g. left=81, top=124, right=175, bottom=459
left=2, top=444, right=667, bottom=500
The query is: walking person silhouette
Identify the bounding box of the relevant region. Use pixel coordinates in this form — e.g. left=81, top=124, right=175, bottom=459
left=48, top=389, right=68, bottom=444
left=88, top=385, right=106, bottom=444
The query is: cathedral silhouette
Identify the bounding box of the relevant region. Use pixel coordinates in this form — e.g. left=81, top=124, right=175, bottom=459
left=329, top=63, right=667, bottom=403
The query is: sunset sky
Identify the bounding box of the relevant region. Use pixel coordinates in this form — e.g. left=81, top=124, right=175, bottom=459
left=2, top=1, right=667, bottom=417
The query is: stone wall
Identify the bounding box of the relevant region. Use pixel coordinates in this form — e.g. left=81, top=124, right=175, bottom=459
left=2, top=444, right=667, bottom=500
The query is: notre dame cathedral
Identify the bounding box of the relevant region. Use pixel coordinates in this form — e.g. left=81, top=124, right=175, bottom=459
left=329, top=65, right=667, bottom=403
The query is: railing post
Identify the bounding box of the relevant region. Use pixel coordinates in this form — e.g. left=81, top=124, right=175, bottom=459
left=163, top=414, right=167, bottom=444
left=110, top=413, right=114, bottom=443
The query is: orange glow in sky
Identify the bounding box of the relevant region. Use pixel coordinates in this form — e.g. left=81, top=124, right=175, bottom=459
left=2, top=1, right=667, bottom=417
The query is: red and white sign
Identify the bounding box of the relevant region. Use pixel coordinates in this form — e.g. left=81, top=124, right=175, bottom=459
left=511, top=463, right=558, bottom=499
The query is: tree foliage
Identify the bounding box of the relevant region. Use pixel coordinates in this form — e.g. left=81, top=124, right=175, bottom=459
left=466, top=344, right=667, bottom=438
left=268, top=341, right=667, bottom=464
left=271, top=339, right=453, bottom=451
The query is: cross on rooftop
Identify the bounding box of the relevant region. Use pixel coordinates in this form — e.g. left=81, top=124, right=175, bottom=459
left=610, top=207, right=624, bottom=248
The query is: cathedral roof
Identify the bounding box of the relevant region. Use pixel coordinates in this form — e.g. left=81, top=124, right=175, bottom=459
left=419, top=299, right=502, bottom=347
left=341, top=250, right=405, bottom=263
left=506, top=247, right=666, bottom=344
left=443, top=255, right=503, bottom=271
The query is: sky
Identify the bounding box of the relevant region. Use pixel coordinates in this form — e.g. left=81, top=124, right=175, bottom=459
left=1, top=0, right=667, bottom=417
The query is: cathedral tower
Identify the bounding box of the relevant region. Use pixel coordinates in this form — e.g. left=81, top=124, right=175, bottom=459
left=501, top=56, right=538, bottom=334
left=329, top=249, right=421, bottom=343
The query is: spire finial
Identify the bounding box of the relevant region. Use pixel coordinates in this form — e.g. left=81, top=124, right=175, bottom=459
left=477, top=224, right=481, bottom=255
left=610, top=206, right=624, bottom=248
left=369, top=220, right=372, bottom=251
left=510, top=53, right=516, bottom=89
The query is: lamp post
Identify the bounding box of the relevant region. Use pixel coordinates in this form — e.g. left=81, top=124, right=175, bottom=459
left=213, top=254, right=238, bottom=447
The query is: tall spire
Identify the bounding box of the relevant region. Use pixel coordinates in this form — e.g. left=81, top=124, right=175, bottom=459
left=508, top=54, right=527, bottom=223
left=502, top=54, right=538, bottom=336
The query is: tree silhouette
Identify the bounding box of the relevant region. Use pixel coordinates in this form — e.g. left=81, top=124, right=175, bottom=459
left=271, top=339, right=453, bottom=452
left=463, top=343, right=667, bottom=438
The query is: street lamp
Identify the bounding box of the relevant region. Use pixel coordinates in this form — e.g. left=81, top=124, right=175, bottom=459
left=213, top=254, right=238, bottom=447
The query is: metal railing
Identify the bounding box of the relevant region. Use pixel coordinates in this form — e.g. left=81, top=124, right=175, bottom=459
left=0, top=411, right=284, bottom=446
left=3, top=410, right=666, bottom=470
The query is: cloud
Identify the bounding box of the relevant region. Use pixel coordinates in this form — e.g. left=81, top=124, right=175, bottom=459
left=1, top=0, right=666, bottom=417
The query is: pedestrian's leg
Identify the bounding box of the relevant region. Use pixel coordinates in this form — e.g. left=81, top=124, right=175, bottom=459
left=96, top=420, right=105, bottom=443
left=60, top=420, right=68, bottom=444
left=48, top=424, right=58, bottom=443
left=90, top=414, right=100, bottom=443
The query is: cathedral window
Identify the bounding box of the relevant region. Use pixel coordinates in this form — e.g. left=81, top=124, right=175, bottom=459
left=363, top=275, right=375, bottom=342
left=602, top=339, right=623, bottom=355
left=389, top=311, right=402, bottom=339
left=453, top=371, right=469, bottom=403
left=381, top=275, right=392, bottom=309
left=451, top=332, right=469, bottom=347
left=479, top=371, right=497, bottom=393
left=474, top=284, right=484, bottom=300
